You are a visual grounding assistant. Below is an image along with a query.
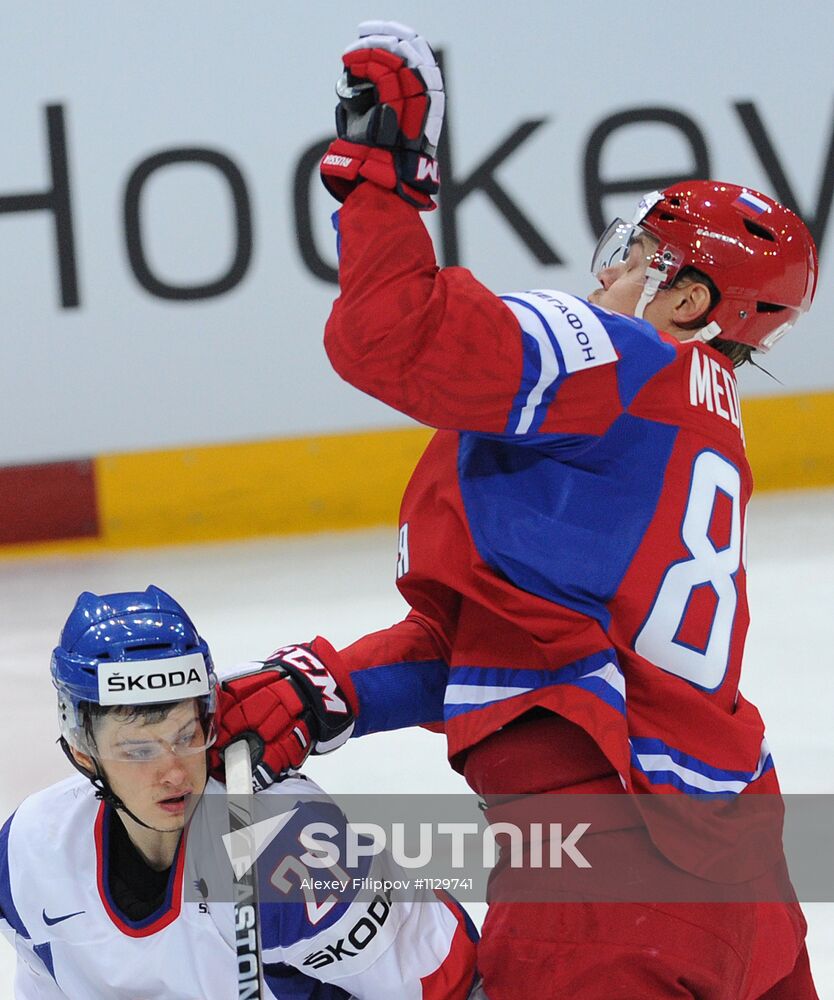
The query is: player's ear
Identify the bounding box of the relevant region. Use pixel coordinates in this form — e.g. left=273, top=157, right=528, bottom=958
left=672, top=280, right=713, bottom=326
left=70, top=746, right=95, bottom=774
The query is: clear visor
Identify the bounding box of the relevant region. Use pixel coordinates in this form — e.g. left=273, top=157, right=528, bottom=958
left=591, top=218, right=639, bottom=277
left=591, top=219, right=681, bottom=286
left=59, top=692, right=217, bottom=762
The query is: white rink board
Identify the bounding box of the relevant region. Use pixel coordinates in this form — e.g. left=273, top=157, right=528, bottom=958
left=0, top=1, right=833, bottom=463
left=0, top=489, right=833, bottom=994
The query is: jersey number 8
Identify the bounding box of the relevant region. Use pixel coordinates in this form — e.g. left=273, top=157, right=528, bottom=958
left=635, top=450, right=743, bottom=691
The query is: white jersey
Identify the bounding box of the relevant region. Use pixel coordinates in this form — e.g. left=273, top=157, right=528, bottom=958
left=0, top=775, right=477, bottom=999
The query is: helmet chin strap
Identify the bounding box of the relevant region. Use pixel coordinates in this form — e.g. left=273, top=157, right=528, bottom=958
left=634, top=265, right=723, bottom=346
left=634, top=268, right=665, bottom=320
left=59, top=737, right=177, bottom=833
left=687, top=320, right=722, bottom=344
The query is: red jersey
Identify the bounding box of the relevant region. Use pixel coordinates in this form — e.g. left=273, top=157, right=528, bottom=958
left=326, top=183, right=775, bottom=801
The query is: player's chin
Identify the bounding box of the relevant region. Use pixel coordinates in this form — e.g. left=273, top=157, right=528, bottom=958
left=149, top=810, right=187, bottom=832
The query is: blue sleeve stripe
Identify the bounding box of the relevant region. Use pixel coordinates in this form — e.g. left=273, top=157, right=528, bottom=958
left=505, top=331, right=546, bottom=436
left=631, top=737, right=767, bottom=782
left=570, top=676, right=626, bottom=716
left=630, top=736, right=774, bottom=794
left=500, top=295, right=565, bottom=435
left=632, top=769, right=731, bottom=796
left=0, top=813, right=29, bottom=939
left=443, top=651, right=625, bottom=720
left=352, top=659, right=448, bottom=737
left=447, top=650, right=619, bottom=693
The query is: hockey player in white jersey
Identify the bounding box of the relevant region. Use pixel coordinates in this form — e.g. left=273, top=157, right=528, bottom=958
left=0, top=587, right=478, bottom=999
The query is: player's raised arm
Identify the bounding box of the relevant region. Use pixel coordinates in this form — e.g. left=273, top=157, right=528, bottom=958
left=318, top=23, right=683, bottom=444
left=320, top=21, right=531, bottom=434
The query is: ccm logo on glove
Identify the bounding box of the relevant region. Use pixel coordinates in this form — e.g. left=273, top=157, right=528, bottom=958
left=268, top=645, right=350, bottom=715
left=415, top=156, right=439, bottom=183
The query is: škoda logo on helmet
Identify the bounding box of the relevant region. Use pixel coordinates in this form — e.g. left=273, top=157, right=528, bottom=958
left=97, top=653, right=210, bottom=705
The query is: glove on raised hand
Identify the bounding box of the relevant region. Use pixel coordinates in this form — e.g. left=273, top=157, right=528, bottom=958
left=320, top=20, right=445, bottom=210
left=210, top=637, right=358, bottom=791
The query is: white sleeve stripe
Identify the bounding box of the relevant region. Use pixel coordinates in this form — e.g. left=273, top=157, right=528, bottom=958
left=633, top=753, right=750, bottom=794
left=582, top=663, right=626, bottom=700
left=500, top=295, right=561, bottom=435
left=444, top=683, right=533, bottom=706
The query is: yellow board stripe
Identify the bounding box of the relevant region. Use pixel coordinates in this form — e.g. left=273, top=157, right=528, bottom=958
left=1, top=392, right=832, bottom=559
left=742, top=392, right=834, bottom=491
left=95, top=427, right=434, bottom=547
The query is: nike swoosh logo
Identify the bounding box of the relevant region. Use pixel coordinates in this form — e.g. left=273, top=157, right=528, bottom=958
left=42, top=908, right=85, bottom=926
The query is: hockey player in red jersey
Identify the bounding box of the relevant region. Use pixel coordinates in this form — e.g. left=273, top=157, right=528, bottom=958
left=212, top=21, right=820, bottom=999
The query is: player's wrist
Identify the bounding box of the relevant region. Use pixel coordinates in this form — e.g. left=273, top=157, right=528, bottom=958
left=264, top=638, right=358, bottom=754
left=309, top=636, right=360, bottom=717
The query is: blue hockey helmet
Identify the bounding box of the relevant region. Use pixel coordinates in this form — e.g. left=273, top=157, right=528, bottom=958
left=52, top=586, right=218, bottom=760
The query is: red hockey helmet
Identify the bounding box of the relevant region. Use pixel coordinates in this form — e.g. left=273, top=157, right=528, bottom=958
left=592, top=181, right=818, bottom=351
left=643, top=182, right=818, bottom=350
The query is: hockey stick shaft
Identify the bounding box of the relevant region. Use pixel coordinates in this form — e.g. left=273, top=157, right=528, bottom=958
left=226, top=739, right=264, bottom=1000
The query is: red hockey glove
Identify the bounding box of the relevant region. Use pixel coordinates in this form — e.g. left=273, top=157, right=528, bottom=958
left=321, top=139, right=440, bottom=210
left=210, top=637, right=358, bottom=791
left=320, top=20, right=444, bottom=210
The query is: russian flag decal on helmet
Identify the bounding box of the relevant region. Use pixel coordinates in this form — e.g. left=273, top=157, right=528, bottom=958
left=732, top=191, right=771, bottom=216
